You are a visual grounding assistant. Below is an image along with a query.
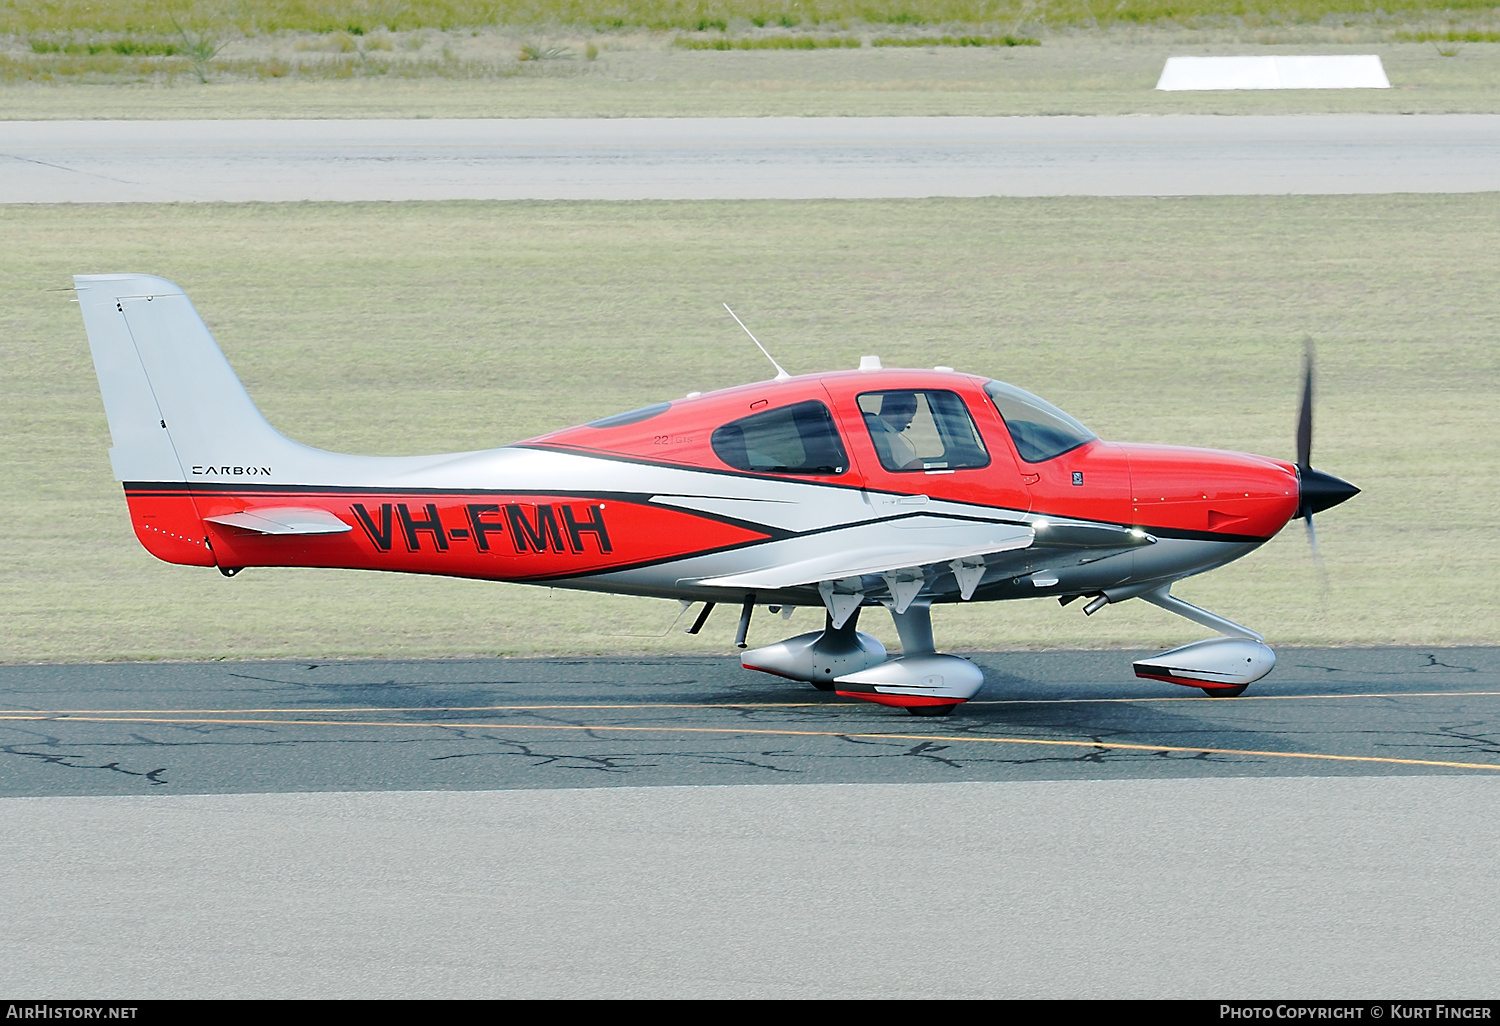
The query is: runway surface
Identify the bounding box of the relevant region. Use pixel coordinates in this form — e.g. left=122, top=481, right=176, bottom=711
left=6, top=114, right=1500, bottom=202
left=4, top=648, right=1500, bottom=997
left=6, top=777, right=1500, bottom=998
left=5, top=648, right=1500, bottom=797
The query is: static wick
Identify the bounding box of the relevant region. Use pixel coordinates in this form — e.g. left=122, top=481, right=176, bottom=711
left=723, top=303, right=791, bottom=381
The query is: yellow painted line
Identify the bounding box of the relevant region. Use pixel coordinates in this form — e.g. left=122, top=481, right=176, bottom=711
left=0, top=703, right=828, bottom=715
left=3, top=714, right=1499, bottom=773
left=971, top=689, right=1500, bottom=706
left=7, top=690, right=1500, bottom=716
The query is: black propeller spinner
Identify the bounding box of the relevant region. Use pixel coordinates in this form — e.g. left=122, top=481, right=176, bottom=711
left=1294, top=342, right=1360, bottom=554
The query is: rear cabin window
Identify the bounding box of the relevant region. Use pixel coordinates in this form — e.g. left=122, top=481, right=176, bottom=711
left=982, top=380, right=1097, bottom=463
left=711, top=401, right=849, bottom=475
left=857, top=390, right=990, bottom=473
left=586, top=402, right=671, bottom=429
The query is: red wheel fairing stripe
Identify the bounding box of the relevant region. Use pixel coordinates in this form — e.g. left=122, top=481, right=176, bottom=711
left=834, top=691, right=967, bottom=709
left=1133, top=668, right=1242, bottom=689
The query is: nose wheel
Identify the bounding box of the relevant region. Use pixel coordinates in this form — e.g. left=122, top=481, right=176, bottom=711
left=1202, top=684, right=1249, bottom=698
left=906, top=703, right=960, bottom=717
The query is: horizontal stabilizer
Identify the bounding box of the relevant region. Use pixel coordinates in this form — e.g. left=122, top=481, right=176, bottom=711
left=203, top=508, right=352, bottom=535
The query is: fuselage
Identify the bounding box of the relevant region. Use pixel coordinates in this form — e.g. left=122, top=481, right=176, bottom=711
left=121, top=367, right=1301, bottom=607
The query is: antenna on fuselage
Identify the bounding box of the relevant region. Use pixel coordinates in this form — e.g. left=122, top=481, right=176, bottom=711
left=723, top=303, right=791, bottom=381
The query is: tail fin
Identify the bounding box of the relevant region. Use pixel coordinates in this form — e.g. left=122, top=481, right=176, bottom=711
left=75, top=274, right=304, bottom=484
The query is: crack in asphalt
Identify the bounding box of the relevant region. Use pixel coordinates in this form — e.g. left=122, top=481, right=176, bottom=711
left=0, top=715, right=1279, bottom=788
left=2, top=739, right=169, bottom=785
left=130, top=723, right=280, bottom=738
left=1399, top=722, right=1500, bottom=757
left=420, top=733, right=1244, bottom=774
left=430, top=742, right=660, bottom=774
left=1422, top=654, right=1480, bottom=673
left=1296, top=653, right=1482, bottom=676
left=221, top=670, right=709, bottom=703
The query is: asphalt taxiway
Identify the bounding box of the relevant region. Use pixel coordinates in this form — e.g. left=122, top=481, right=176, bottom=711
left=4, top=648, right=1500, bottom=998
left=6, top=114, right=1500, bottom=202
left=5, top=647, right=1500, bottom=797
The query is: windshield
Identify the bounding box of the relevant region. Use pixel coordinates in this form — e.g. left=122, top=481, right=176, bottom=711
left=983, top=380, right=1096, bottom=463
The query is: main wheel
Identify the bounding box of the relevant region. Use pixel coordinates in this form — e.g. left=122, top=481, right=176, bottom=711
left=810, top=677, right=836, bottom=692
left=1202, top=684, right=1249, bottom=698
left=907, top=704, right=959, bottom=717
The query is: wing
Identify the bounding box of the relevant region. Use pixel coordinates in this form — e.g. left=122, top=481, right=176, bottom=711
left=699, top=518, right=1034, bottom=591
left=695, top=515, right=1153, bottom=623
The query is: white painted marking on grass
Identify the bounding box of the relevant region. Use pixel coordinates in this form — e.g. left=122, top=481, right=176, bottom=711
left=1157, top=55, right=1390, bottom=91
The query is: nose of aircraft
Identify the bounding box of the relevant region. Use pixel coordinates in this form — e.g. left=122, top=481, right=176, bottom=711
left=1298, top=466, right=1359, bottom=518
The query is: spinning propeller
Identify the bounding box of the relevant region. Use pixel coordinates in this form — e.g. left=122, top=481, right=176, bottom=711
left=1294, top=341, right=1360, bottom=558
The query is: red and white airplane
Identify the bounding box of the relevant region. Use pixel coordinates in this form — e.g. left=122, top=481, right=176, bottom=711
left=76, top=273, right=1357, bottom=715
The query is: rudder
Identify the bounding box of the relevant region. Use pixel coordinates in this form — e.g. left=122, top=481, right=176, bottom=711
left=75, top=273, right=302, bottom=484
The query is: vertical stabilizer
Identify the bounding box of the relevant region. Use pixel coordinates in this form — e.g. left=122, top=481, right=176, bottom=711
left=75, top=273, right=302, bottom=483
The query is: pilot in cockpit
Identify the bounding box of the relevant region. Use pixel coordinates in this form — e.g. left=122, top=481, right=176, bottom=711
left=863, top=392, right=923, bottom=471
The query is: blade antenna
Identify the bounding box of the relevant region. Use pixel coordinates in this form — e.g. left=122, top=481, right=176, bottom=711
left=724, top=303, right=790, bottom=381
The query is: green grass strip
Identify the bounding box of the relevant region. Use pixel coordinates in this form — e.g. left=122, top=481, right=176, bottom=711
left=7, top=1, right=1500, bottom=35
left=673, top=33, right=1037, bottom=49
left=673, top=35, right=862, bottom=49
left=30, top=37, right=182, bottom=56
left=869, top=34, right=1039, bottom=46
left=1397, top=29, right=1500, bottom=41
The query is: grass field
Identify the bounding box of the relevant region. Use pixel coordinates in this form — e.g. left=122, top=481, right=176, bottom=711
left=6, top=0, right=1500, bottom=35
left=3, top=196, right=1497, bottom=662
left=5, top=35, right=1500, bottom=117
left=4, top=0, right=1500, bottom=117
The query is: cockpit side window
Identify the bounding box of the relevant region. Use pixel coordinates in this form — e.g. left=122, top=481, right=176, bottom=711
left=856, top=390, right=990, bottom=473
left=983, top=380, right=1097, bottom=463
left=710, top=400, right=849, bottom=475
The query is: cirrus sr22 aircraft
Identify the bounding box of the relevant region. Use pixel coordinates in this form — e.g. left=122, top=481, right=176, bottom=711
left=76, top=274, right=1358, bottom=716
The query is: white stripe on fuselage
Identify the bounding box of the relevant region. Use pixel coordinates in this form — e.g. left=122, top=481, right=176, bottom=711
left=226, top=443, right=1034, bottom=535
left=191, top=444, right=1252, bottom=602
